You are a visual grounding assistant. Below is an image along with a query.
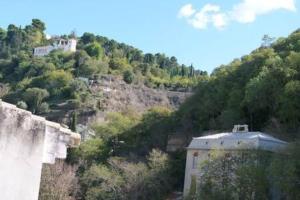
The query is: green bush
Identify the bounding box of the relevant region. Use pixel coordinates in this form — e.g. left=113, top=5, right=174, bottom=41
left=16, top=101, right=28, bottom=110
left=78, top=149, right=172, bottom=200
left=38, top=102, right=49, bottom=114
left=123, top=70, right=135, bottom=84
left=72, top=138, right=109, bottom=164
left=23, top=87, right=49, bottom=113
left=84, top=42, right=103, bottom=59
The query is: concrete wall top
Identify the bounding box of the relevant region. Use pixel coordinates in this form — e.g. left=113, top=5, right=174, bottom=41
left=0, top=99, right=81, bottom=163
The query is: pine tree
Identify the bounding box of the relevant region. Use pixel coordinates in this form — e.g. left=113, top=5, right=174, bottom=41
left=70, top=111, right=78, bottom=132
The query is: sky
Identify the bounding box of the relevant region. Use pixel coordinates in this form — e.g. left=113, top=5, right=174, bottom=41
left=0, top=0, right=299, bottom=73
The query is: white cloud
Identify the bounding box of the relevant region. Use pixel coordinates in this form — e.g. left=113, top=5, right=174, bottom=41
left=186, top=3, right=223, bottom=30
left=178, top=0, right=296, bottom=30
left=178, top=4, right=196, bottom=18
left=213, top=13, right=228, bottom=29
left=231, top=0, right=296, bottom=23
left=201, top=4, right=220, bottom=13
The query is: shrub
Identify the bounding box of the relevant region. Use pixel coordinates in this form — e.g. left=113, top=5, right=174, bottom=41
left=16, top=101, right=28, bottom=110
left=84, top=42, right=103, bottom=59
left=39, top=160, right=78, bottom=200
left=38, top=102, right=49, bottom=114
left=71, top=138, right=109, bottom=164
left=23, top=87, right=49, bottom=113
left=123, top=70, right=135, bottom=84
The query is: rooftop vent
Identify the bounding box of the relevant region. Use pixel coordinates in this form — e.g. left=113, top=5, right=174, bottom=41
left=232, top=124, right=248, bottom=133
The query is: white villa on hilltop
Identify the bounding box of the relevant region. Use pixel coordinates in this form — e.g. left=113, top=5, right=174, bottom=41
left=183, top=125, right=287, bottom=197
left=34, top=38, right=77, bottom=56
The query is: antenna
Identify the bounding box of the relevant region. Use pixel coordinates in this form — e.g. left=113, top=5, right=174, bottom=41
left=70, top=29, right=77, bottom=39
left=262, top=34, right=275, bottom=47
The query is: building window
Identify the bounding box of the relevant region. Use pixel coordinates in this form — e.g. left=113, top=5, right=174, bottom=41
left=222, top=152, right=231, bottom=171
left=192, top=152, right=198, bottom=169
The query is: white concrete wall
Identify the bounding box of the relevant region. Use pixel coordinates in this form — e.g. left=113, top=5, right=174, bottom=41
left=34, top=39, right=77, bottom=56
left=0, top=103, right=45, bottom=200
left=0, top=100, right=80, bottom=200
left=67, top=39, right=77, bottom=52
left=183, top=149, right=210, bottom=197
left=34, top=46, right=53, bottom=56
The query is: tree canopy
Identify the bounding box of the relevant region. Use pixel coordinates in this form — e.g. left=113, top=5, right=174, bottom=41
left=175, top=30, right=300, bottom=137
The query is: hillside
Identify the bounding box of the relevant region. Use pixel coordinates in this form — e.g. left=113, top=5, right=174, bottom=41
left=0, top=19, right=206, bottom=126
left=60, top=29, right=300, bottom=200
left=45, top=74, right=192, bottom=125
left=174, top=29, right=300, bottom=141
left=90, top=75, right=192, bottom=112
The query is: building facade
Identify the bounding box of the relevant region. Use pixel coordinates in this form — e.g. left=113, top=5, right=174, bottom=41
left=34, top=38, right=77, bottom=56
left=183, top=125, right=287, bottom=197
left=0, top=100, right=80, bottom=200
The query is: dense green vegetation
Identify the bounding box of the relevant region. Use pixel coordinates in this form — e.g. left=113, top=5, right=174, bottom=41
left=175, top=29, right=300, bottom=138
left=175, top=29, right=300, bottom=199
left=0, top=19, right=207, bottom=116
left=66, top=107, right=185, bottom=200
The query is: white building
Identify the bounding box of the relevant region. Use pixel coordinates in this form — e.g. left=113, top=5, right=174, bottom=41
left=34, top=38, right=77, bottom=56
left=0, top=100, right=80, bottom=200
left=183, top=125, right=287, bottom=197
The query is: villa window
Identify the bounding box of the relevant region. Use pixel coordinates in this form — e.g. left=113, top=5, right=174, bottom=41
left=220, top=152, right=232, bottom=171
left=192, top=152, right=198, bottom=169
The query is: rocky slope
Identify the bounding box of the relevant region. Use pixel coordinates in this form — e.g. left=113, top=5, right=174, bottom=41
left=90, top=75, right=193, bottom=113
left=47, top=75, right=193, bottom=127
